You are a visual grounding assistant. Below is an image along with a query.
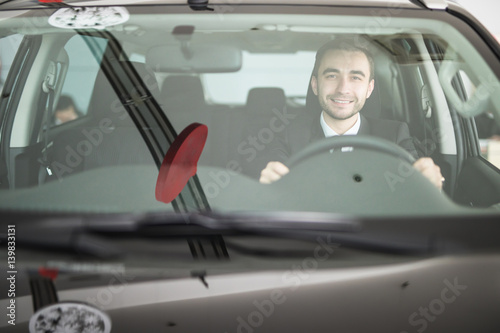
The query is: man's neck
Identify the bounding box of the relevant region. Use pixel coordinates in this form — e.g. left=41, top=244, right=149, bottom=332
left=322, top=111, right=359, bottom=135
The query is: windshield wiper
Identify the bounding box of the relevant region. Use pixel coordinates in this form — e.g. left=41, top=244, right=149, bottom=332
left=185, top=212, right=444, bottom=256
left=1, top=211, right=452, bottom=259
left=84, top=211, right=360, bottom=233
left=0, top=217, right=123, bottom=259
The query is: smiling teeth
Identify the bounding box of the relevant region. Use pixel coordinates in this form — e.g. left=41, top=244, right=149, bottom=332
left=334, top=100, right=350, bottom=104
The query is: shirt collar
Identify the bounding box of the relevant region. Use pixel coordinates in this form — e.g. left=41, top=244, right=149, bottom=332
left=320, top=112, right=361, bottom=137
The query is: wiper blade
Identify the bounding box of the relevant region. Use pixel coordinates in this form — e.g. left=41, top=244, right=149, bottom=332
left=195, top=212, right=438, bottom=255
left=85, top=212, right=438, bottom=255
left=195, top=211, right=360, bottom=232
left=82, top=211, right=360, bottom=236
left=1, top=217, right=122, bottom=259
left=2, top=212, right=452, bottom=257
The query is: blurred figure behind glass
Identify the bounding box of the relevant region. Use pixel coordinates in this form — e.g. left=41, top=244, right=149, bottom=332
left=53, top=95, right=82, bottom=125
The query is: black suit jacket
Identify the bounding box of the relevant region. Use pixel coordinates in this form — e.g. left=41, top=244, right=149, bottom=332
left=268, top=113, right=419, bottom=164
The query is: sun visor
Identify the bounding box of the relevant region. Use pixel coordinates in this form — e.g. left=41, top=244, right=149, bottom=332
left=146, top=44, right=242, bottom=73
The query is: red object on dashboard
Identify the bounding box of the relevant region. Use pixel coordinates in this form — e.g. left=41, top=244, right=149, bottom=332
left=38, top=267, right=59, bottom=280
left=155, top=123, right=208, bottom=204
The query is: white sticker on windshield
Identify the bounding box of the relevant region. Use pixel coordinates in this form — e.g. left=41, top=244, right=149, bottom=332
left=29, top=302, right=112, bottom=333
left=48, top=7, right=129, bottom=29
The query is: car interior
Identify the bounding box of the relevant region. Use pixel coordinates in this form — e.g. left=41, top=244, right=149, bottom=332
left=1, top=10, right=500, bottom=214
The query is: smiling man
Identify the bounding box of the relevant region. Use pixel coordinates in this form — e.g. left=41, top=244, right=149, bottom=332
left=259, top=39, right=444, bottom=189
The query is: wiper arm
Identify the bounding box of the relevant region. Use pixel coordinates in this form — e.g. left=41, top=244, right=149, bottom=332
left=1, top=217, right=123, bottom=259
left=157, top=212, right=460, bottom=255
left=193, top=211, right=360, bottom=232
left=86, top=212, right=439, bottom=255
left=190, top=212, right=438, bottom=255
left=82, top=211, right=360, bottom=236
left=2, top=212, right=452, bottom=258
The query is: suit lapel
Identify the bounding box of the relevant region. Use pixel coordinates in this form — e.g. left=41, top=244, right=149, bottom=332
left=358, top=114, right=371, bottom=136
left=309, top=114, right=325, bottom=143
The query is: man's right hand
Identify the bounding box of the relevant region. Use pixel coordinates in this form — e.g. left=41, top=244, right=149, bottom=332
left=259, top=158, right=445, bottom=190
left=259, top=161, right=289, bottom=184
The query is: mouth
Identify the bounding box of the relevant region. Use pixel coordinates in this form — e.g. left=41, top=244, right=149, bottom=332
left=330, top=98, right=353, bottom=105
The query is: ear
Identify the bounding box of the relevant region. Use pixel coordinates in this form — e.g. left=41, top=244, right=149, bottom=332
left=366, top=79, right=375, bottom=98
left=311, top=76, right=319, bottom=96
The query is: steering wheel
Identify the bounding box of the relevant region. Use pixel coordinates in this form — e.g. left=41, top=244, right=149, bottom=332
left=286, top=135, right=416, bottom=168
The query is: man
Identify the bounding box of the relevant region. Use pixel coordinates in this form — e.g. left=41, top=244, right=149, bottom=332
left=53, top=95, right=81, bottom=125
left=259, top=40, right=444, bottom=189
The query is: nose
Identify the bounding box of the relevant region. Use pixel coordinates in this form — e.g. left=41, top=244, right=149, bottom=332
left=336, top=76, right=351, bottom=95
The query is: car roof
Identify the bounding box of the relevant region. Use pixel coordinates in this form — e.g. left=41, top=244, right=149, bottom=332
left=0, top=0, right=445, bottom=11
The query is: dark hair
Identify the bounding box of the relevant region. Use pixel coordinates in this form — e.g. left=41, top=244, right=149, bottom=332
left=55, top=95, right=76, bottom=112
left=312, top=39, right=375, bottom=81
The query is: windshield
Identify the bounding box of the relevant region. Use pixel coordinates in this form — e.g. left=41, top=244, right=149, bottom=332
left=0, top=5, right=499, bottom=217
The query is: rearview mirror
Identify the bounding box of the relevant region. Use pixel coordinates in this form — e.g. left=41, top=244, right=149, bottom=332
left=146, top=44, right=242, bottom=73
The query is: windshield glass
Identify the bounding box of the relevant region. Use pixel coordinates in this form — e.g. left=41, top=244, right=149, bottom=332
left=0, top=5, right=499, bottom=217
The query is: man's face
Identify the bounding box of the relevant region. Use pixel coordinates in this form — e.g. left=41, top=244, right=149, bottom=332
left=311, top=49, right=374, bottom=121
left=55, top=106, right=78, bottom=125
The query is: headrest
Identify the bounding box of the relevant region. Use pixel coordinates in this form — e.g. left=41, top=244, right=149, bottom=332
left=161, top=75, right=206, bottom=109
left=128, top=61, right=161, bottom=101
left=88, top=61, right=161, bottom=121
left=246, top=87, right=286, bottom=113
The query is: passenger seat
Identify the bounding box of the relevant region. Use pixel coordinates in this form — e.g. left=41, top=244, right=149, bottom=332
left=161, top=75, right=210, bottom=132
left=48, top=61, right=159, bottom=180
left=239, top=87, right=287, bottom=178
left=161, top=75, right=242, bottom=169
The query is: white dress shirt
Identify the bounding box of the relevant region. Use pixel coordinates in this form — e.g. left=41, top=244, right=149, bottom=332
left=320, top=112, right=361, bottom=152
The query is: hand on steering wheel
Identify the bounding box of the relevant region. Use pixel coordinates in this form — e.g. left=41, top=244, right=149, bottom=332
left=260, top=136, right=416, bottom=184
left=286, top=135, right=416, bottom=168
